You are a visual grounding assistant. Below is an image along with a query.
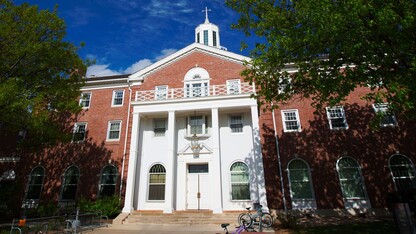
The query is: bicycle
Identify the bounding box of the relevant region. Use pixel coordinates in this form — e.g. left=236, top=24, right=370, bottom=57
left=237, top=203, right=273, bottom=231
left=220, top=222, right=254, bottom=234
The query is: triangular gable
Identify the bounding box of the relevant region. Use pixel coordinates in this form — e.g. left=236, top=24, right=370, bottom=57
left=128, top=43, right=250, bottom=81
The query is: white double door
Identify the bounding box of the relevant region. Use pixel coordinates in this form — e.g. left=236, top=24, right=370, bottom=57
left=186, top=164, right=210, bottom=210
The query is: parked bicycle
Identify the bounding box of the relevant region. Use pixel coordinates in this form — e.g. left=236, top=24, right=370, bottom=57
left=220, top=222, right=253, bottom=234
left=237, top=203, right=273, bottom=231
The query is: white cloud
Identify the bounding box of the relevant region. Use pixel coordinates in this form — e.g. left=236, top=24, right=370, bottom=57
left=155, top=49, right=178, bottom=61
left=123, top=59, right=152, bottom=74
left=86, top=48, right=178, bottom=77
left=86, top=64, right=121, bottom=78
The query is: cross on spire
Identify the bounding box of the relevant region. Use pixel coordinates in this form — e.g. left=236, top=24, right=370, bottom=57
left=202, top=7, right=211, bottom=23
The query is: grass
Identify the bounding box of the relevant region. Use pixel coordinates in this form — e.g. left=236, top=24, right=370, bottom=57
left=293, top=221, right=397, bottom=234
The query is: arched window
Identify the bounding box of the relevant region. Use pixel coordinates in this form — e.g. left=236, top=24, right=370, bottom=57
left=25, top=167, right=45, bottom=200
left=60, top=166, right=80, bottom=201
left=288, top=159, right=314, bottom=201
left=336, top=157, right=366, bottom=199
left=230, top=162, right=250, bottom=200
left=99, top=165, right=118, bottom=198
left=148, top=164, right=166, bottom=201
left=184, top=67, right=210, bottom=98
left=389, top=154, right=416, bottom=192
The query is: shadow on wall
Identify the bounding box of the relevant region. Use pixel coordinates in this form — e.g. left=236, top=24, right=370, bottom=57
left=261, top=103, right=416, bottom=210
left=18, top=136, right=118, bottom=207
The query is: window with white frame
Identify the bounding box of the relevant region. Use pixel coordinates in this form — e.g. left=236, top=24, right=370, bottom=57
left=373, top=103, right=397, bottom=127
left=79, top=92, right=91, bottom=108
left=278, top=73, right=293, bottom=94
left=112, top=90, right=124, bottom=106
left=154, top=118, right=166, bottom=136
left=184, top=68, right=210, bottom=98
left=281, top=110, right=301, bottom=132
left=72, top=123, right=87, bottom=142
left=229, top=115, right=243, bottom=133
left=107, top=121, right=121, bottom=140
left=326, top=106, right=348, bottom=130
left=337, top=157, right=367, bottom=199
left=155, top=85, right=168, bottom=100
left=187, top=115, right=208, bottom=135
left=389, top=154, right=416, bottom=192
left=148, top=164, right=166, bottom=201
left=230, top=162, right=250, bottom=200
left=60, top=166, right=79, bottom=201
left=25, top=166, right=45, bottom=201
left=227, top=79, right=241, bottom=94
left=99, top=165, right=117, bottom=198
left=288, top=159, right=314, bottom=200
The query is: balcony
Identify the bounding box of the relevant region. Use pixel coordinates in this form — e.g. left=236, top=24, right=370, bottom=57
left=134, top=82, right=255, bottom=102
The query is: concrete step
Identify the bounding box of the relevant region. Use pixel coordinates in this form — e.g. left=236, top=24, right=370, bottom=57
left=123, top=211, right=240, bottom=226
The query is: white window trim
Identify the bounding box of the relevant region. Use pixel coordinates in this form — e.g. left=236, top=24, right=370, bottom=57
left=106, top=120, right=122, bottom=141
left=372, top=103, right=397, bottom=127
left=155, top=85, right=168, bottom=100
left=79, top=92, right=92, bottom=108
left=111, top=90, right=124, bottom=107
left=281, top=109, right=301, bottom=132
left=229, top=161, right=251, bottom=201
left=388, top=154, right=416, bottom=192
left=336, top=157, right=368, bottom=200
left=72, top=122, right=87, bottom=142
left=153, top=118, right=167, bottom=137
left=147, top=164, right=166, bottom=202
left=287, top=159, right=317, bottom=209
left=229, top=114, right=244, bottom=134
left=326, top=106, right=348, bottom=130
left=227, top=79, right=241, bottom=94
left=187, top=115, right=209, bottom=136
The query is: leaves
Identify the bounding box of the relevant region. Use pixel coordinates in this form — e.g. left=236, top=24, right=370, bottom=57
left=0, top=0, right=86, bottom=152
left=226, top=0, right=416, bottom=119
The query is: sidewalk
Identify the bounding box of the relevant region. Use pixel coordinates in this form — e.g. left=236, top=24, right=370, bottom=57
left=89, top=223, right=276, bottom=234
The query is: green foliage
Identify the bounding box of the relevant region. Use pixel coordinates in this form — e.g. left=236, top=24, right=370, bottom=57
left=78, top=196, right=121, bottom=219
left=25, top=202, right=60, bottom=218
left=0, top=0, right=86, bottom=152
left=226, top=0, right=416, bottom=119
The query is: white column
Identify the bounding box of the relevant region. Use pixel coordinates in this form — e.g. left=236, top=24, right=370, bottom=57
left=122, top=112, right=140, bottom=213
left=211, top=107, right=223, bottom=213
left=164, top=111, right=176, bottom=213
left=250, top=105, right=269, bottom=211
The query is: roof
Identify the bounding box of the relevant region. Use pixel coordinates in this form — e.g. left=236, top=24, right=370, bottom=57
left=128, top=43, right=251, bottom=81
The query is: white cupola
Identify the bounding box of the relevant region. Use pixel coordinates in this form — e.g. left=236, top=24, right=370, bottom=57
left=195, top=7, right=225, bottom=50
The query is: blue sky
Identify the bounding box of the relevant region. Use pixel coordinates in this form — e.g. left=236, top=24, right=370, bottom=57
left=13, top=0, right=256, bottom=77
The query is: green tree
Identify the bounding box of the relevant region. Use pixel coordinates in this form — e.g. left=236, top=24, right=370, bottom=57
left=226, top=0, right=416, bottom=118
left=0, top=0, right=86, bottom=152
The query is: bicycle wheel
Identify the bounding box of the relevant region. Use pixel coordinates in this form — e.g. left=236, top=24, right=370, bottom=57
left=238, top=214, right=253, bottom=228
left=260, top=213, right=273, bottom=228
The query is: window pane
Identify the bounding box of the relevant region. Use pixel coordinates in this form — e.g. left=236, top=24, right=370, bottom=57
left=149, top=185, right=165, bottom=200
left=148, top=164, right=166, bottom=200
left=291, top=181, right=313, bottom=199
left=337, top=158, right=366, bottom=198
left=113, top=91, right=124, bottom=105
left=288, top=160, right=314, bottom=200
left=232, top=184, right=250, bottom=200
left=231, top=162, right=250, bottom=200
left=389, top=155, right=416, bottom=192
left=61, top=167, right=79, bottom=200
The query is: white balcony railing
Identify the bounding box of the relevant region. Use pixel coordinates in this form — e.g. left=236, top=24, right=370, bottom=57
left=135, top=82, right=255, bottom=102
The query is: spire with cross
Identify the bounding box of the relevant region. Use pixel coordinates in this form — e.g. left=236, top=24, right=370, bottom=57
left=202, top=7, right=211, bottom=23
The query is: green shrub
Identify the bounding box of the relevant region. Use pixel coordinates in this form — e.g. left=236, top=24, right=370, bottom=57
left=78, top=196, right=121, bottom=219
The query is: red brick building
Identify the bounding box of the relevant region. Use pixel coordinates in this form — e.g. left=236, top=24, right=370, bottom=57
left=1, top=13, right=415, bottom=220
